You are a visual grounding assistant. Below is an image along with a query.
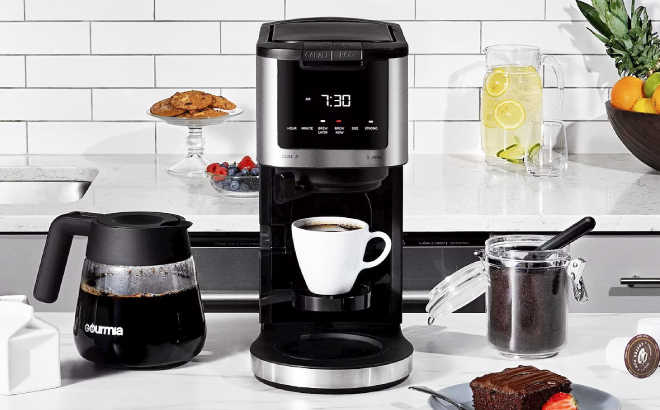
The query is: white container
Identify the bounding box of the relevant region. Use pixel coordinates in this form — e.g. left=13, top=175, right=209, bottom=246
left=0, top=296, right=61, bottom=395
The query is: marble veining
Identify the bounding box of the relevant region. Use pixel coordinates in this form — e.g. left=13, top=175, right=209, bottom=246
left=1, top=154, right=660, bottom=232
left=0, top=313, right=656, bottom=409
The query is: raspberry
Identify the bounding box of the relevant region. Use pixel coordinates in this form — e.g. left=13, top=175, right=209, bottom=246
left=206, top=163, right=222, bottom=174
left=210, top=166, right=227, bottom=181
left=238, top=156, right=256, bottom=171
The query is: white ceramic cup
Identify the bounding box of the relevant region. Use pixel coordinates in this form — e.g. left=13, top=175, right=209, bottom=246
left=292, top=216, right=392, bottom=295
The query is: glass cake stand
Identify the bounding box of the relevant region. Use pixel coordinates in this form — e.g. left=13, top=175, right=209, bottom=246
left=148, top=108, right=243, bottom=178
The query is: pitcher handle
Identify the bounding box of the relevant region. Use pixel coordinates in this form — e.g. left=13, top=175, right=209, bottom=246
left=541, top=55, right=564, bottom=109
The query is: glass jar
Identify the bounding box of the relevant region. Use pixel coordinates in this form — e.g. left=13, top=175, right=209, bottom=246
left=427, top=235, right=588, bottom=359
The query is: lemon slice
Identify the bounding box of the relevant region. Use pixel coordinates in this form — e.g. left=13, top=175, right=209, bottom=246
left=497, top=143, right=526, bottom=164
left=494, top=100, right=526, bottom=130
left=485, top=71, right=510, bottom=97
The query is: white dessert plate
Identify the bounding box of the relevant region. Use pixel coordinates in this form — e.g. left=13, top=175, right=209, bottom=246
left=147, top=107, right=243, bottom=126
left=428, top=383, right=621, bottom=410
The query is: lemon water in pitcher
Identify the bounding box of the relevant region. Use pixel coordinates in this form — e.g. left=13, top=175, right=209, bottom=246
left=481, top=45, right=564, bottom=166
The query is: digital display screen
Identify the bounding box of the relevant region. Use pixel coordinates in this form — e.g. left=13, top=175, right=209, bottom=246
left=277, top=60, right=389, bottom=150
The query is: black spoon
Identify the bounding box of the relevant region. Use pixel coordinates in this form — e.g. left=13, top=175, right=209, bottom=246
left=525, top=216, right=596, bottom=260
left=536, top=216, right=596, bottom=251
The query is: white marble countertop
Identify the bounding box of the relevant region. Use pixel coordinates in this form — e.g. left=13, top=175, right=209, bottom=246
left=1, top=313, right=657, bottom=409
left=2, top=154, right=660, bottom=232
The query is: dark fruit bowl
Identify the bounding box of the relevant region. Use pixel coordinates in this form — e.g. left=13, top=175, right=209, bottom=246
left=206, top=172, right=259, bottom=198
left=606, top=101, right=660, bottom=172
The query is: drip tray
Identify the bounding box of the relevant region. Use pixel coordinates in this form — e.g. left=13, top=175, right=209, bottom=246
left=275, top=333, right=387, bottom=361
left=292, top=283, right=371, bottom=312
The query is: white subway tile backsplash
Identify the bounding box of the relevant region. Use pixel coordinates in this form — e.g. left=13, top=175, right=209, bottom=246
left=0, top=89, right=90, bottom=121
left=0, top=0, right=632, bottom=156
left=414, top=121, right=482, bottom=154
left=409, top=89, right=479, bottom=121
left=93, top=88, right=220, bottom=121
left=0, top=0, right=24, bottom=21
left=287, top=0, right=415, bottom=20
left=415, top=55, right=484, bottom=88
left=544, top=55, right=620, bottom=88
left=0, top=22, right=89, bottom=54
left=155, top=0, right=283, bottom=21
left=28, top=122, right=155, bottom=154
left=417, top=0, right=544, bottom=21
left=396, top=22, right=481, bottom=54
left=157, top=121, right=256, bottom=155
left=0, top=56, right=25, bottom=86
left=482, top=22, right=605, bottom=54
left=546, top=0, right=660, bottom=21
left=221, top=22, right=264, bottom=55
left=565, top=121, right=627, bottom=154
left=156, top=56, right=256, bottom=88
left=25, top=0, right=154, bottom=21
left=220, top=88, right=256, bottom=121
left=0, top=123, right=27, bottom=154
left=27, top=56, right=154, bottom=87
left=92, top=22, right=220, bottom=55
left=544, top=88, right=609, bottom=121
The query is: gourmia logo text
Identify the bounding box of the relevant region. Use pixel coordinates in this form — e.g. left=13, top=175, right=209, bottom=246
left=84, top=323, right=124, bottom=336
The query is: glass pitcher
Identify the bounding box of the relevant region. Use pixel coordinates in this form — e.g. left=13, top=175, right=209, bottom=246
left=481, top=45, right=564, bottom=166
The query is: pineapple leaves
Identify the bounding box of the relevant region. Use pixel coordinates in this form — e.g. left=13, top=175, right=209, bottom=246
left=576, top=1, right=613, bottom=37
left=587, top=28, right=609, bottom=43
left=608, top=0, right=629, bottom=26
left=577, top=0, right=660, bottom=78
left=605, top=11, right=629, bottom=37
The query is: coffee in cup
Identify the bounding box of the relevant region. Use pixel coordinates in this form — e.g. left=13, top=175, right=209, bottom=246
left=292, top=217, right=392, bottom=295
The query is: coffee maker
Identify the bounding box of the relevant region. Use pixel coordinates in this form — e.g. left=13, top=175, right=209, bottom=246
left=250, top=18, right=413, bottom=393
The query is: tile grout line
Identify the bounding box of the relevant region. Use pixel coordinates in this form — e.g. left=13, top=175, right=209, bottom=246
left=154, top=122, right=157, bottom=154
left=90, top=89, right=94, bottom=121
left=153, top=55, right=156, bottom=87
left=22, top=0, right=25, bottom=21
left=89, top=22, right=92, bottom=54
left=25, top=122, right=28, bottom=154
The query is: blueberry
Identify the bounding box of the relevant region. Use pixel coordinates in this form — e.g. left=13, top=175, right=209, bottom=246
left=219, top=163, right=227, bottom=169
left=230, top=180, right=240, bottom=191
left=227, top=168, right=236, bottom=176
left=240, top=168, right=250, bottom=176
left=228, top=164, right=237, bottom=171
left=239, top=182, right=250, bottom=192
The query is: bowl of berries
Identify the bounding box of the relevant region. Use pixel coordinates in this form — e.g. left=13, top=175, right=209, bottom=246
left=205, top=156, right=259, bottom=198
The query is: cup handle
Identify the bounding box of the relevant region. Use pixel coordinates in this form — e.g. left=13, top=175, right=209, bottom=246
left=541, top=54, right=564, bottom=109
left=360, top=231, right=392, bottom=271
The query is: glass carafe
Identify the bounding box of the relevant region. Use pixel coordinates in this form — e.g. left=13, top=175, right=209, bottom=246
left=481, top=45, right=564, bottom=166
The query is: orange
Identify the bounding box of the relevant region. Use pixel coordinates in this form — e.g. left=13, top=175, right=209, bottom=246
left=611, top=76, right=645, bottom=111
left=654, top=86, right=660, bottom=114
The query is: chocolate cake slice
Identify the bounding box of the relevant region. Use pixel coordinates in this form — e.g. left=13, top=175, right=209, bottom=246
left=470, top=365, right=572, bottom=410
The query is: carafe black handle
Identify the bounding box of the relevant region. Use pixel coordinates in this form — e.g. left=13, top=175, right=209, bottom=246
left=33, top=212, right=100, bottom=303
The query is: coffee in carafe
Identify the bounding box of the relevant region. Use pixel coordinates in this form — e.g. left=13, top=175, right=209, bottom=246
left=34, top=211, right=206, bottom=369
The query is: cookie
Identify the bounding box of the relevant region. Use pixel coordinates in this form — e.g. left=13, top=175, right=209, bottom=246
left=170, top=91, right=213, bottom=111
left=211, top=95, right=237, bottom=110
left=192, top=108, right=228, bottom=118
left=150, top=98, right=186, bottom=117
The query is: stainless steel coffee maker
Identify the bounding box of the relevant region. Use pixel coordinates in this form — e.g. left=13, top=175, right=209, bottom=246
left=251, top=18, right=413, bottom=393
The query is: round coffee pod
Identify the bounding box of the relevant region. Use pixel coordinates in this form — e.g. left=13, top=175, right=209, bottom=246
left=624, top=334, right=660, bottom=378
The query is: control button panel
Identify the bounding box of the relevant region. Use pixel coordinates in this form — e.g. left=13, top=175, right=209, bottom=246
left=302, top=41, right=363, bottom=62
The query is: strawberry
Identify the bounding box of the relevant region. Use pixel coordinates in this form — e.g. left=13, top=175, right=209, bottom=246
left=542, top=393, right=578, bottom=410
left=238, top=156, right=256, bottom=171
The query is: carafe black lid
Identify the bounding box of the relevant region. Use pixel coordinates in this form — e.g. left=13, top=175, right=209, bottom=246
left=87, top=212, right=193, bottom=267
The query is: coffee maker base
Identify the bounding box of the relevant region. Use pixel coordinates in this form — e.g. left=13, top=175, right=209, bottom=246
left=251, top=355, right=412, bottom=394
left=250, top=327, right=413, bottom=393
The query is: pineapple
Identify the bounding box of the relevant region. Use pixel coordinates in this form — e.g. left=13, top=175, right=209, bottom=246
left=577, top=0, right=660, bottom=78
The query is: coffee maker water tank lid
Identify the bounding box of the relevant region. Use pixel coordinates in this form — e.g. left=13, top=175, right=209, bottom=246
left=257, top=18, right=408, bottom=60
left=97, top=212, right=186, bottom=229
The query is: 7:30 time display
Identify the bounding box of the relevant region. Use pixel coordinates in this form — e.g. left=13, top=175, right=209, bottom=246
left=322, top=94, right=351, bottom=108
